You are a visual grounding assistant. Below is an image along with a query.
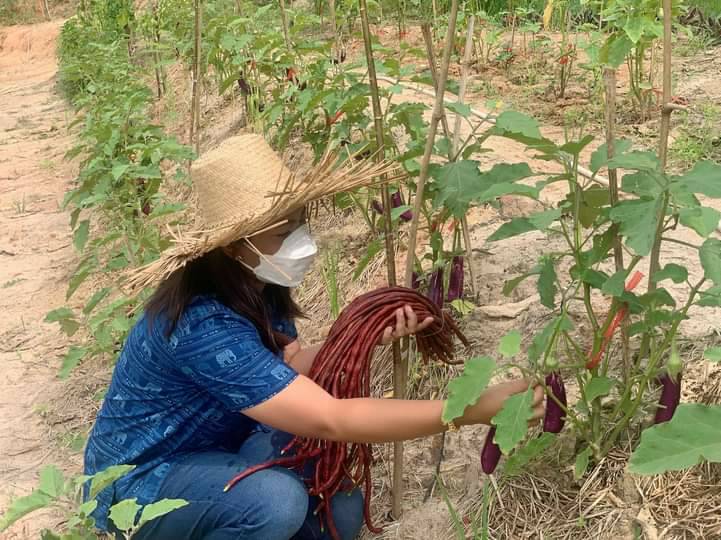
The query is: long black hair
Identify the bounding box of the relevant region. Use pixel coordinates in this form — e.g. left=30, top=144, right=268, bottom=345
left=145, top=248, right=303, bottom=354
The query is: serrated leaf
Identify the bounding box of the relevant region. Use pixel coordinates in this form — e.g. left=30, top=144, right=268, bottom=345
left=653, top=264, right=688, bottom=284
left=679, top=206, right=721, bottom=238
left=504, top=433, right=555, bottom=476
left=137, top=499, right=189, bottom=529
left=109, top=498, right=141, bottom=531
left=442, top=356, right=496, bottom=423
left=585, top=376, right=616, bottom=402
left=629, top=404, right=721, bottom=474
left=498, top=330, right=521, bottom=358
left=39, top=465, right=65, bottom=497
left=700, top=238, right=721, bottom=285
left=704, top=347, right=721, bottom=363
left=674, top=161, right=721, bottom=198
left=0, top=491, right=51, bottom=531
left=45, top=307, right=75, bottom=322
left=574, top=447, right=592, bottom=480
left=538, top=257, right=557, bottom=309
left=590, top=139, right=633, bottom=173
left=88, top=464, right=136, bottom=499
left=491, top=388, right=534, bottom=454
left=609, top=198, right=662, bottom=256
left=59, top=346, right=87, bottom=379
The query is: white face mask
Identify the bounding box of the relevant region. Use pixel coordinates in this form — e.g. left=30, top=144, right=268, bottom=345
left=241, top=225, right=317, bottom=287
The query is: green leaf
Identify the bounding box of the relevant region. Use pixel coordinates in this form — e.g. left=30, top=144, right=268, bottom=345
left=629, top=404, right=721, bottom=474
left=109, top=498, right=141, bottom=531
left=700, top=238, right=721, bottom=284
left=538, top=257, right=557, bottom=309
left=623, top=16, right=645, bottom=43
left=491, top=388, right=534, bottom=455
left=599, top=32, right=634, bottom=68
left=559, top=135, right=594, bottom=156
left=528, top=315, right=573, bottom=365
left=502, top=272, right=534, bottom=296
left=574, top=447, right=592, bottom=480
left=653, top=264, right=688, bottom=284
left=590, top=139, right=632, bottom=173
left=83, top=287, right=111, bottom=315
left=498, top=330, right=521, bottom=358
left=585, top=376, right=615, bottom=402
left=137, top=499, right=189, bottom=529
left=45, top=307, right=79, bottom=336
left=442, top=356, right=496, bottom=423
left=39, top=465, right=65, bottom=497
left=704, top=347, right=721, bottom=363
left=88, top=464, right=136, bottom=499
left=352, top=238, right=382, bottom=281
left=601, top=269, right=629, bottom=297
left=494, top=110, right=542, bottom=139
left=0, top=491, right=52, bottom=531
left=78, top=499, right=98, bottom=517
left=431, top=160, right=483, bottom=217
left=609, top=198, right=662, bottom=256
left=674, top=161, right=721, bottom=198
left=73, top=220, right=90, bottom=252
left=59, top=346, right=87, bottom=379
left=450, top=298, right=474, bottom=316
left=111, top=163, right=130, bottom=181
left=679, top=206, right=721, bottom=238
left=503, top=433, right=555, bottom=476
left=445, top=101, right=471, bottom=118
left=621, top=171, right=663, bottom=197
left=608, top=151, right=660, bottom=171
left=487, top=209, right=562, bottom=242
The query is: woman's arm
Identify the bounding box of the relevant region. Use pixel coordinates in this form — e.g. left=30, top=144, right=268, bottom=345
left=244, top=375, right=544, bottom=444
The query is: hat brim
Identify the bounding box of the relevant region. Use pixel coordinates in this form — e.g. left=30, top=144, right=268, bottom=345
left=125, top=147, right=403, bottom=292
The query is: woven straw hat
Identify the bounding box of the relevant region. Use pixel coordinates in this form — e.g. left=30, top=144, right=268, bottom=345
left=127, top=133, right=398, bottom=291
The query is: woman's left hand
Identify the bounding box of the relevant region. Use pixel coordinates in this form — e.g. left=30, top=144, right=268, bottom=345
left=378, top=305, right=434, bottom=346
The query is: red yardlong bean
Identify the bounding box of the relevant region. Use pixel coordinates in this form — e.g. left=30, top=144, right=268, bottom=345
left=224, top=287, right=468, bottom=539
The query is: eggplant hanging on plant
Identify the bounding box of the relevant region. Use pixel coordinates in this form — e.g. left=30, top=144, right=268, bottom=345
left=391, top=191, right=413, bottom=222
left=481, top=426, right=502, bottom=474
left=446, top=256, right=464, bottom=302
left=427, top=267, right=444, bottom=308
left=371, top=199, right=384, bottom=215
left=654, top=342, right=683, bottom=424
left=543, top=371, right=567, bottom=433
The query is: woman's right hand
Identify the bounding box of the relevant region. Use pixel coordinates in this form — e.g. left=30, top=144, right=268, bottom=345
left=458, top=379, right=545, bottom=427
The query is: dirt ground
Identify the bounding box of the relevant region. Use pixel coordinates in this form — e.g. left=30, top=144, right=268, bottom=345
left=2, top=15, right=721, bottom=540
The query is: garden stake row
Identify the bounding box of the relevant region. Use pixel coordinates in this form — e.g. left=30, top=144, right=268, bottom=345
left=224, top=287, right=469, bottom=540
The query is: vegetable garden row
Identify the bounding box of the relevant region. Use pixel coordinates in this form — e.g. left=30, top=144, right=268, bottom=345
left=2, top=0, right=721, bottom=537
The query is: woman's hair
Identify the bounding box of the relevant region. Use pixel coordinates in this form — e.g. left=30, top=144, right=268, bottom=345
left=145, top=248, right=303, bottom=354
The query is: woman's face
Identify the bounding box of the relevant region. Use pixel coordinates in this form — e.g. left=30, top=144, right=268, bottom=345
left=225, top=208, right=307, bottom=268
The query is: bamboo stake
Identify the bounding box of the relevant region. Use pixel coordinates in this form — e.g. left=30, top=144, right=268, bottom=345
left=420, top=23, right=450, bottom=139
left=358, top=0, right=405, bottom=519
left=40, top=0, right=50, bottom=20
left=279, top=0, right=292, bottom=51
left=403, top=0, right=468, bottom=289
left=189, top=0, right=202, bottom=157
left=603, top=68, right=623, bottom=273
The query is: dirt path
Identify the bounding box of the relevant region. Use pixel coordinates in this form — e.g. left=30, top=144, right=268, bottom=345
left=0, top=21, right=82, bottom=539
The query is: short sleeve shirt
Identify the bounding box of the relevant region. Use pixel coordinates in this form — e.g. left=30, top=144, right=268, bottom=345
left=83, top=295, right=298, bottom=530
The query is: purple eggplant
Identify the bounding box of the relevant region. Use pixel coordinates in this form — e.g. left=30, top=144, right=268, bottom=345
left=371, top=199, right=384, bottom=215
left=411, top=271, right=421, bottom=290
left=654, top=372, right=682, bottom=424
left=391, top=191, right=413, bottom=222
left=446, top=256, right=464, bottom=301
left=481, top=426, right=502, bottom=474
left=427, top=268, right=444, bottom=307
left=543, top=371, right=567, bottom=433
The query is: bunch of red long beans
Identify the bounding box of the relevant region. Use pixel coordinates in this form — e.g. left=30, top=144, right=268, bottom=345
left=224, top=287, right=469, bottom=539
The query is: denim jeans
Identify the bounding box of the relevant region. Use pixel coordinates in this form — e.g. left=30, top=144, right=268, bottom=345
left=128, top=426, right=364, bottom=540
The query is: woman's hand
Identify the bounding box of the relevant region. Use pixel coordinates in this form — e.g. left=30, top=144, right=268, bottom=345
left=378, top=305, right=434, bottom=346
left=459, top=379, right=545, bottom=427
left=283, top=339, right=301, bottom=364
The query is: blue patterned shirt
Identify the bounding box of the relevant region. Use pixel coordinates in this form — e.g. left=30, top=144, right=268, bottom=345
left=84, top=295, right=298, bottom=530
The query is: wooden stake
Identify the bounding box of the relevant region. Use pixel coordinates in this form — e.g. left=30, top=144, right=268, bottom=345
left=604, top=68, right=622, bottom=273
left=189, top=0, right=202, bottom=157
left=279, top=0, right=292, bottom=51
left=359, top=0, right=405, bottom=519
left=404, top=0, right=460, bottom=288
left=421, top=23, right=450, bottom=140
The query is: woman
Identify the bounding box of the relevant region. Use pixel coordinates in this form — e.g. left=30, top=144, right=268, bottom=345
left=85, top=134, right=544, bottom=540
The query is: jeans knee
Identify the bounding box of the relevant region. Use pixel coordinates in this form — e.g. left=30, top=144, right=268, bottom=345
left=244, top=469, right=309, bottom=539
left=329, top=488, right=364, bottom=540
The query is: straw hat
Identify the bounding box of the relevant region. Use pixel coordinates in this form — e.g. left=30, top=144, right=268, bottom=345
left=127, top=133, right=399, bottom=291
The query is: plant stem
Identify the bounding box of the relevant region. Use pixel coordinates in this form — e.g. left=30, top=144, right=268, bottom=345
left=404, top=1, right=459, bottom=288
left=279, top=0, right=292, bottom=51
left=189, top=0, right=202, bottom=158
left=420, top=23, right=451, bottom=140
left=359, top=0, right=405, bottom=518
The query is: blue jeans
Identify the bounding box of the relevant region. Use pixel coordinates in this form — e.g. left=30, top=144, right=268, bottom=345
left=129, top=426, right=364, bottom=540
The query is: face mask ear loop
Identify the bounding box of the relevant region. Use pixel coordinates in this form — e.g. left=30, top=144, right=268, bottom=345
left=243, top=238, right=294, bottom=282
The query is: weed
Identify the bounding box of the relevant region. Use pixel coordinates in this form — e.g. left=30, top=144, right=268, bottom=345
left=1, top=277, right=26, bottom=288
left=39, top=158, right=56, bottom=170
left=670, top=103, right=721, bottom=169
left=12, top=196, right=26, bottom=214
